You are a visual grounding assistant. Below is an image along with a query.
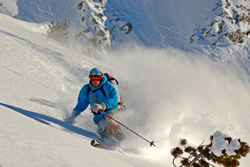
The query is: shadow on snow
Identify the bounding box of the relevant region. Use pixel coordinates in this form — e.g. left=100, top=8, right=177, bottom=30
left=0, top=102, right=97, bottom=139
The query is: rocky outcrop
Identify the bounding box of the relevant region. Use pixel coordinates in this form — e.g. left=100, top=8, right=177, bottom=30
left=75, top=0, right=111, bottom=54
left=226, top=29, right=249, bottom=43
left=104, top=7, right=133, bottom=39
left=75, top=0, right=133, bottom=54
left=190, top=0, right=249, bottom=46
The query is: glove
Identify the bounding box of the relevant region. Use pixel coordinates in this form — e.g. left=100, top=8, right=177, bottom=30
left=90, top=102, right=106, bottom=114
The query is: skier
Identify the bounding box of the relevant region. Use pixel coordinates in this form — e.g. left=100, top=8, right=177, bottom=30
left=68, top=68, right=125, bottom=142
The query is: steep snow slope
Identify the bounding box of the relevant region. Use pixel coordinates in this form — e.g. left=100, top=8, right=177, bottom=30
left=106, top=0, right=218, bottom=48
left=0, top=14, right=166, bottom=167
left=0, top=0, right=18, bottom=16
left=1, top=14, right=250, bottom=166
left=1, top=0, right=247, bottom=76
left=1, top=0, right=249, bottom=48
left=106, top=0, right=249, bottom=76
left=0, top=0, right=250, bottom=166
left=15, top=0, right=81, bottom=28
left=10, top=0, right=218, bottom=49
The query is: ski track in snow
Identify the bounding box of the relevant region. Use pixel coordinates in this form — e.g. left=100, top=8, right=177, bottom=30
left=143, top=0, right=167, bottom=47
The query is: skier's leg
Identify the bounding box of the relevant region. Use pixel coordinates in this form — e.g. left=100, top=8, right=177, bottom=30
left=97, top=112, right=125, bottom=141
left=105, top=120, right=125, bottom=140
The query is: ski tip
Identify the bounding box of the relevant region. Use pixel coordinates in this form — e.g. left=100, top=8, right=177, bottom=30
left=90, top=139, right=96, bottom=146
left=90, top=139, right=112, bottom=150
left=91, top=139, right=101, bottom=146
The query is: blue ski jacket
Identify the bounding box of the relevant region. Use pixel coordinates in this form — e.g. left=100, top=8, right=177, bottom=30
left=73, top=74, right=119, bottom=124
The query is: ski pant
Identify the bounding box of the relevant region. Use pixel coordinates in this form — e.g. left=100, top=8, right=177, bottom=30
left=96, top=112, right=124, bottom=141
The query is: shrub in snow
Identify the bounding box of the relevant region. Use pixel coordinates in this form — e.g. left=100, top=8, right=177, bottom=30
left=171, top=131, right=250, bottom=167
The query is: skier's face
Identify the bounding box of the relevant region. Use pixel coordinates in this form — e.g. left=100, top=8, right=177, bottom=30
left=91, top=80, right=101, bottom=87
left=89, top=75, right=102, bottom=87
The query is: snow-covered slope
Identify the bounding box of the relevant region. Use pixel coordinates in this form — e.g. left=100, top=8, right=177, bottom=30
left=1, top=13, right=250, bottom=167
left=1, top=0, right=248, bottom=47
left=0, top=0, right=18, bottom=16
left=191, top=0, right=249, bottom=45
left=1, top=0, right=248, bottom=76
left=0, top=13, right=165, bottom=167
left=2, top=0, right=219, bottom=48
left=0, top=0, right=250, bottom=166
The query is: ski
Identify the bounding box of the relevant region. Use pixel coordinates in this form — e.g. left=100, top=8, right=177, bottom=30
left=90, top=139, right=111, bottom=150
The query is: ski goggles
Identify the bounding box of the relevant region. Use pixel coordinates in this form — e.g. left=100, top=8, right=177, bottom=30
left=89, top=75, right=103, bottom=81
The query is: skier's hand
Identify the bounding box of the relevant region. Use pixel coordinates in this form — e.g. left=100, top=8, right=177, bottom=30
left=91, top=103, right=106, bottom=114
left=66, top=111, right=79, bottom=124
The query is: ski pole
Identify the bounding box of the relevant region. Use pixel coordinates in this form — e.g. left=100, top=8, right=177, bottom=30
left=99, top=110, right=156, bottom=147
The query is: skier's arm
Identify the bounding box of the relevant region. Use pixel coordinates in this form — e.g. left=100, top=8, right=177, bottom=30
left=73, top=85, right=89, bottom=114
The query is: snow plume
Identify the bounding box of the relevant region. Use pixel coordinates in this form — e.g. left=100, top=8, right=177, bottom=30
left=101, top=45, right=250, bottom=161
